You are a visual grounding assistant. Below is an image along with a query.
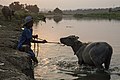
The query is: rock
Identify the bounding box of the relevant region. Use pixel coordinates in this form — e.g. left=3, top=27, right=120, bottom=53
left=0, top=49, right=35, bottom=80
left=5, top=51, right=34, bottom=79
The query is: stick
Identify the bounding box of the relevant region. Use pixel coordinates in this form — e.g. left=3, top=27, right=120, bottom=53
left=37, top=37, right=61, bottom=44
left=47, top=42, right=60, bottom=44
left=33, top=38, right=36, bottom=52
left=37, top=38, right=44, bottom=40
left=37, top=38, right=39, bottom=57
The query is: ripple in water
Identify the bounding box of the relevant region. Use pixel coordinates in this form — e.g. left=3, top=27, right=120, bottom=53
left=34, top=56, right=120, bottom=80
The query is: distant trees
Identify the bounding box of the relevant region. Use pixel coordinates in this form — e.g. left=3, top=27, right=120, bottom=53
left=47, top=7, right=63, bottom=15
left=25, top=5, right=39, bottom=13
left=53, top=8, right=63, bottom=14
left=109, top=8, right=112, bottom=13
left=110, top=7, right=120, bottom=12
left=0, top=5, right=3, bottom=9
left=9, top=2, right=24, bottom=11
left=9, top=1, right=39, bottom=13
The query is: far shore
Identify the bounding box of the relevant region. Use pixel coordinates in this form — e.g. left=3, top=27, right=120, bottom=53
left=44, top=12, right=120, bottom=20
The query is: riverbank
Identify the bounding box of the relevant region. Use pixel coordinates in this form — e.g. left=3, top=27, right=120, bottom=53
left=0, top=19, right=35, bottom=80
left=44, top=12, right=120, bottom=21
left=73, top=12, right=120, bottom=20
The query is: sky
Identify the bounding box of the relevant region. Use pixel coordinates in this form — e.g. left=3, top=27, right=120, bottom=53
left=0, top=0, right=120, bottom=10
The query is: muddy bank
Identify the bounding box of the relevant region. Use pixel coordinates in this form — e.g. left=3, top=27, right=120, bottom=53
left=0, top=20, right=35, bottom=80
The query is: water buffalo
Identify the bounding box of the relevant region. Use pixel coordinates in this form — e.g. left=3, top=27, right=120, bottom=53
left=60, top=35, right=113, bottom=70
left=2, top=6, right=14, bottom=20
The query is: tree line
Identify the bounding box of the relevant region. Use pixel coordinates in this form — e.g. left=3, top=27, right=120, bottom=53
left=9, top=1, right=39, bottom=13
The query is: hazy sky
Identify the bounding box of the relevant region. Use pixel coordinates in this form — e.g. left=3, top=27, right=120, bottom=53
left=0, top=0, right=120, bottom=10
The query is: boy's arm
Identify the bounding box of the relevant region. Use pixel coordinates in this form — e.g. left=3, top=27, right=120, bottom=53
left=31, top=39, right=47, bottom=43
left=32, top=35, right=38, bottom=38
left=31, top=34, right=47, bottom=43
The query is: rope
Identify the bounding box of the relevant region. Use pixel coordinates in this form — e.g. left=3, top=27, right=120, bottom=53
left=37, top=37, right=61, bottom=44
left=46, top=42, right=61, bottom=44
left=33, top=37, right=65, bottom=57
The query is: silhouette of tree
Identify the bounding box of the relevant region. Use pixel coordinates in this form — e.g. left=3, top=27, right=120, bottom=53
left=109, top=8, right=112, bottom=13
left=53, top=8, right=63, bottom=14
left=9, top=2, right=40, bottom=13
left=0, top=5, right=3, bottom=9
left=25, top=5, right=39, bottom=13
left=48, top=11, right=52, bottom=14
left=9, top=2, right=24, bottom=11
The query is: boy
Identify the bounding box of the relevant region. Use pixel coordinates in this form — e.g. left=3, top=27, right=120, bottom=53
left=17, top=16, right=47, bottom=64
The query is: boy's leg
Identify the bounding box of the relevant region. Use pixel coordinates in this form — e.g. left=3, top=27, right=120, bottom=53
left=21, top=45, right=38, bottom=63
left=21, top=45, right=30, bottom=52
left=28, top=49, right=38, bottom=63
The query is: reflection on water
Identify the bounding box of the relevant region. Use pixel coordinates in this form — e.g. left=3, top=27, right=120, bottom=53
left=34, top=51, right=120, bottom=80
left=63, top=69, right=111, bottom=80
left=74, top=72, right=111, bottom=80
left=33, top=18, right=120, bottom=80
left=53, top=15, right=63, bottom=23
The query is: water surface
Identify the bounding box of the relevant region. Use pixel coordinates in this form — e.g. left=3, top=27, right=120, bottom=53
left=33, top=18, right=120, bottom=80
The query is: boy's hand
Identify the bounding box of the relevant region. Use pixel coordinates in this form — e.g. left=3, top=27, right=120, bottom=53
left=43, top=40, right=47, bottom=43
left=33, top=35, right=38, bottom=38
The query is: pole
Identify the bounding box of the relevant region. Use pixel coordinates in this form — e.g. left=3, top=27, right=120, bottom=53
left=37, top=38, right=39, bottom=57
left=37, top=37, right=61, bottom=44
left=33, top=37, right=36, bottom=52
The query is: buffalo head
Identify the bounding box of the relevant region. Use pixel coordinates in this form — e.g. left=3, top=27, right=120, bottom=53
left=60, top=35, right=79, bottom=46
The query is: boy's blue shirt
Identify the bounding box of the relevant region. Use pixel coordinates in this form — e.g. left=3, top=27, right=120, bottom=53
left=17, top=27, right=33, bottom=49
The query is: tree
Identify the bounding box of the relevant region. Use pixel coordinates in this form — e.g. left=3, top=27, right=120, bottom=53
left=9, top=2, right=24, bottom=11
left=53, top=8, right=63, bottom=14
left=109, top=8, right=112, bottom=13
left=0, top=5, right=3, bottom=9
left=25, top=5, right=39, bottom=13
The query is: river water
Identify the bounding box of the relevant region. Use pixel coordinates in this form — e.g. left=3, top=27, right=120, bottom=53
left=33, top=17, right=120, bottom=80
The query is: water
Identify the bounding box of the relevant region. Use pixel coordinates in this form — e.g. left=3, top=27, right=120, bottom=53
left=33, top=17, right=120, bottom=80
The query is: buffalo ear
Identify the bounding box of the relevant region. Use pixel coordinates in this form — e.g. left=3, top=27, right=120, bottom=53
left=74, top=36, right=79, bottom=42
